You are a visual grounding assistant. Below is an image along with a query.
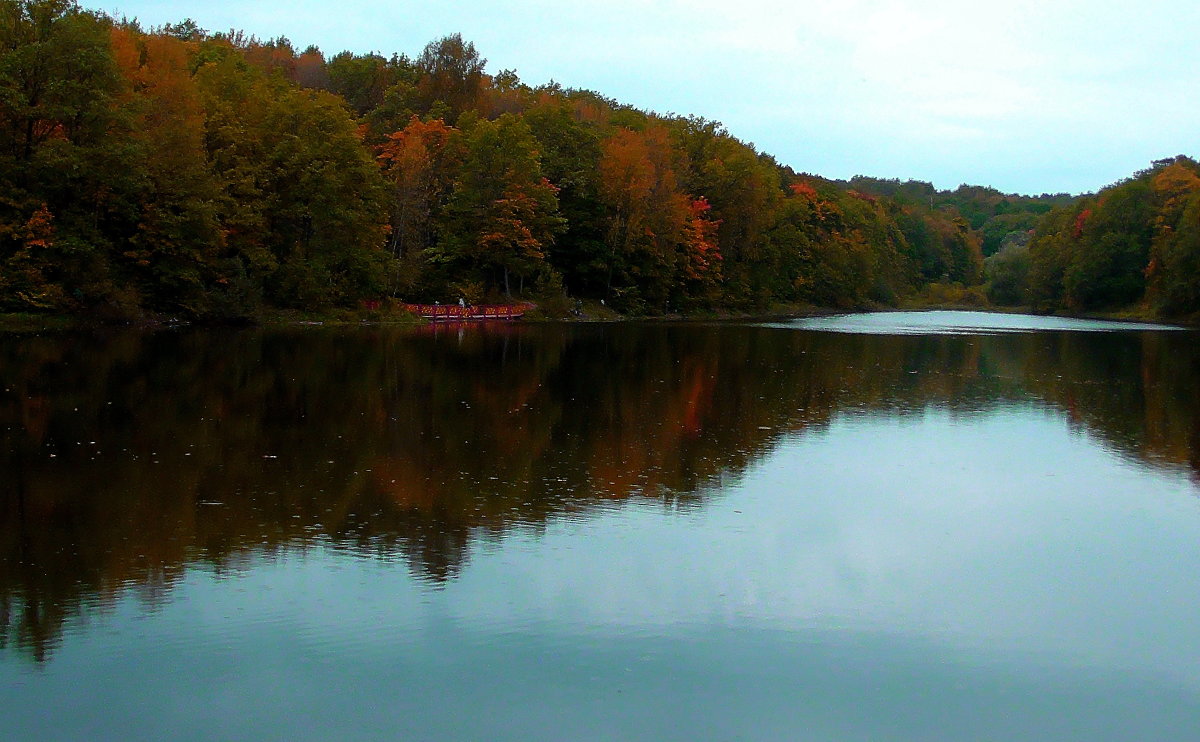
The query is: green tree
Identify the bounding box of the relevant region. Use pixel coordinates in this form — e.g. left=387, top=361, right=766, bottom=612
left=326, top=51, right=392, bottom=116
left=1026, top=204, right=1079, bottom=311
left=0, top=0, right=139, bottom=313
left=670, top=117, right=780, bottom=308
left=195, top=50, right=391, bottom=309
left=984, top=243, right=1031, bottom=305
left=1063, top=180, right=1153, bottom=309
left=438, top=114, right=564, bottom=297
left=523, top=101, right=606, bottom=297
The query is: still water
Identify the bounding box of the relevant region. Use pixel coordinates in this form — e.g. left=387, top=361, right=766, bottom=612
left=2, top=312, right=1199, bottom=740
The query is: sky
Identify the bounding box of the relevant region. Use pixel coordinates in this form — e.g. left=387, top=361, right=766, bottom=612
left=101, top=0, right=1200, bottom=196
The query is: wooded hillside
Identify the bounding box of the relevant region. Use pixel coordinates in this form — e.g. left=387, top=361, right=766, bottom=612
left=2, top=1, right=1194, bottom=320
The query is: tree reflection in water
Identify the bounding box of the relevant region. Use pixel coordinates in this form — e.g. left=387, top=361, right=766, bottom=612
left=1, top=321, right=1197, bottom=660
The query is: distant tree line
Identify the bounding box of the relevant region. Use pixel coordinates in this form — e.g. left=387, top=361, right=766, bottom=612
left=0, top=1, right=1194, bottom=319
left=844, top=176, right=1074, bottom=257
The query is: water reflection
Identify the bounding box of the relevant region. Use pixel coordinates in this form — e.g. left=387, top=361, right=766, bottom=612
left=1, top=321, right=1198, bottom=661
left=782, top=309, right=1185, bottom=334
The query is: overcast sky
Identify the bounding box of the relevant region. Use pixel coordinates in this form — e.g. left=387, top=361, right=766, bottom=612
left=103, top=0, right=1199, bottom=195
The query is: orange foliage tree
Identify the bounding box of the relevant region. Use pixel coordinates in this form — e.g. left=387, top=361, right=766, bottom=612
left=376, top=116, right=459, bottom=263
left=597, top=126, right=696, bottom=310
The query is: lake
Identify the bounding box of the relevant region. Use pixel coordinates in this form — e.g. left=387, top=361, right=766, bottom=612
left=2, top=311, right=1199, bottom=741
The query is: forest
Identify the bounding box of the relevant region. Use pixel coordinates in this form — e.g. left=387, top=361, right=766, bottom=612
left=1, top=0, right=1198, bottom=320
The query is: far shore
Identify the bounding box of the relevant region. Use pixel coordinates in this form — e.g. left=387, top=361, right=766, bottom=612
left=2, top=300, right=1196, bottom=334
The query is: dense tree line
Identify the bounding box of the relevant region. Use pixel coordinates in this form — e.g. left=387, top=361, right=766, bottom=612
left=4, top=1, right=1193, bottom=320
left=0, top=0, right=1000, bottom=319
left=0, top=1, right=388, bottom=318
left=985, top=156, right=1200, bottom=316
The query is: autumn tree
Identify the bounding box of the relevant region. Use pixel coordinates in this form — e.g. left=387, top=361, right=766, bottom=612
left=772, top=182, right=874, bottom=307
left=766, top=179, right=913, bottom=307
left=293, top=45, right=330, bottom=90
left=242, top=35, right=297, bottom=79
left=375, top=116, right=461, bottom=294
left=482, top=68, right=533, bottom=118
left=597, top=125, right=694, bottom=311
left=109, top=26, right=223, bottom=314
left=362, top=56, right=422, bottom=140
left=670, top=117, right=778, bottom=307
left=17, top=16, right=1192, bottom=320
left=681, top=196, right=722, bottom=303
left=1146, top=158, right=1200, bottom=314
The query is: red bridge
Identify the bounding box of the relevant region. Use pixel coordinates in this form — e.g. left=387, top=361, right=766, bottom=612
left=402, top=303, right=534, bottom=320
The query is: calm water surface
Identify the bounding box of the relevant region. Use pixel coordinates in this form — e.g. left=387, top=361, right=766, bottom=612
left=2, top=312, right=1199, bottom=740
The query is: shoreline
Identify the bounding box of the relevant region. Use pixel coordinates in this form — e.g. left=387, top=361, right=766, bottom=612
left=2, top=302, right=1196, bottom=334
